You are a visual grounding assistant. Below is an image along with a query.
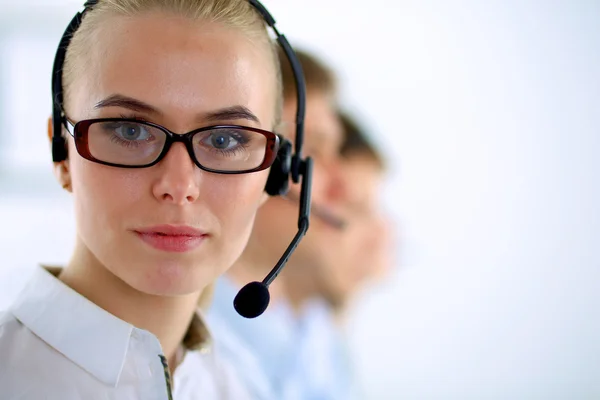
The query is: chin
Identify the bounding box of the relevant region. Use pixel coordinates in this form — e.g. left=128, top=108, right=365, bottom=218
left=126, top=259, right=212, bottom=297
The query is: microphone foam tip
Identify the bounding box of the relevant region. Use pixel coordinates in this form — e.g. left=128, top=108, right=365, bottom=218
left=233, top=281, right=270, bottom=319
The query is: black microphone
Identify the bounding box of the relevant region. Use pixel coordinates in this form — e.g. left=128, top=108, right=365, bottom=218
left=233, top=0, right=311, bottom=319
left=234, top=158, right=313, bottom=318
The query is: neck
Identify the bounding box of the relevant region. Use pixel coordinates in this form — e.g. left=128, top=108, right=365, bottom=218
left=59, top=241, right=201, bottom=367
left=285, top=269, right=351, bottom=322
left=278, top=257, right=331, bottom=314
left=278, top=271, right=313, bottom=314
left=280, top=273, right=349, bottom=326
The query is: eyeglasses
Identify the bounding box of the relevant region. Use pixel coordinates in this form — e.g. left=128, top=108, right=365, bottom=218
left=63, top=118, right=280, bottom=174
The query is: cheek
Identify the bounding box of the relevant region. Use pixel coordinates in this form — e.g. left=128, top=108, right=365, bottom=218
left=312, top=163, right=327, bottom=190
left=203, top=171, right=269, bottom=251
left=69, top=152, right=146, bottom=232
left=205, top=171, right=266, bottom=212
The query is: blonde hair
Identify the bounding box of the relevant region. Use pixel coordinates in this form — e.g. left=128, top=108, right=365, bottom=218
left=63, top=0, right=283, bottom=127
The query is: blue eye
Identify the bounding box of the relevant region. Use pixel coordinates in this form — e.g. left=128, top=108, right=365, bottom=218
left=211, top=133, right=235, bottom=149
left=115, top=123, right=150, bottom=141
left=201, top=130, right=250, bottom=151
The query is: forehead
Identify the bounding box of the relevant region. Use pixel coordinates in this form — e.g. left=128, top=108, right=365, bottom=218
left=70, top=12, right=277, bottom=128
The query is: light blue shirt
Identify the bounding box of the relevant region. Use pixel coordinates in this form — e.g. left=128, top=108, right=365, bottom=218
left=205, top=277, right=356, bottom=400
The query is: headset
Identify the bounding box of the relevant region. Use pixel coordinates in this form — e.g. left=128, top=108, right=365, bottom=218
left=51, top=0, right=312, bottom=318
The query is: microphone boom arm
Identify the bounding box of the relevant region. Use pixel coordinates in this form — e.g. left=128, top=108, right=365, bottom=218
left=263, top=157, right=313, bottom=286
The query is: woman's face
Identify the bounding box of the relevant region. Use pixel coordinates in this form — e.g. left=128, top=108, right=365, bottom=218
left=59, top=12, right=277, bottom=295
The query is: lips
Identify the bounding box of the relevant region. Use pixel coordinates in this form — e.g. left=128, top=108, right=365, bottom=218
left=134, top=225, right=208, bottom=253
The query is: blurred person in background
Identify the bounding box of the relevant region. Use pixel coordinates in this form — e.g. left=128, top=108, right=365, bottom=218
left=281, top=110, right=392, bottom=325
left=271, top=110, right=393, bottom=400
left=0, top=0, right=310, bottom=398
left=206, top=46, right=393, bottom=399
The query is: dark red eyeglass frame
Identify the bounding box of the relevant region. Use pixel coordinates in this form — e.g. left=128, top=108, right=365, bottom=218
left=64, top=118, right=281, bottom=174
left=51, top=0, right=314, bottom=319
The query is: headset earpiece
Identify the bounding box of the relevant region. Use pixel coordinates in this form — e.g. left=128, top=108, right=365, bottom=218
left=51, top=117, right=68, bottom=162
left=52, top=136, right=68, bottom=163
left=265, top=136, right=292, bottom=197
left=52, top=0, right=309, bottom=319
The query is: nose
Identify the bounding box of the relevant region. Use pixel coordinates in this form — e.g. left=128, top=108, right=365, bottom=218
left=152, top=143, right=201, bottom=204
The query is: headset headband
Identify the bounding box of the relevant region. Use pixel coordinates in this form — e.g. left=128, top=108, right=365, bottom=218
left=51, top=0, right=305, bottom=183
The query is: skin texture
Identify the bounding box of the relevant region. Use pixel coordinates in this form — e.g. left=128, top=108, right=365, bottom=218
left=228, top=91, right=348, bottom=291
left=49, top=11, right=278, bottom=366
left=311, top=154, right=393, bottom=310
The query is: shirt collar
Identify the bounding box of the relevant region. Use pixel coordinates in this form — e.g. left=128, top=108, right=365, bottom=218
left=9, top=266, right=212, bottom=387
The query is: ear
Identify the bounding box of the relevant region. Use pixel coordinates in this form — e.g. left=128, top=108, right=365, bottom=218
left=48, top=116, right=72, bottom=193
left=54, top=162, right=72, bottom=192
left=47, top=116, right=53, bottom=143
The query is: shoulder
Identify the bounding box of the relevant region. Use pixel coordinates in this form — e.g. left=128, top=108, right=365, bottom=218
left=0, top=265, right=35, bottom=309
left=0, top=311, right=52, bottom=371
left=0, top=312, right=85, bottom=398
left=0, top=310, right=26, bottom=344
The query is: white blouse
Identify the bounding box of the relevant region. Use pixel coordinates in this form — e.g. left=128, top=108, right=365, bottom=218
left=0, top=266, right=252, bottom=400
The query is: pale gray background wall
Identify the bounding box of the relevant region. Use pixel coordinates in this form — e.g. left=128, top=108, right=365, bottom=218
left=1, top=0, right=599, bottom=398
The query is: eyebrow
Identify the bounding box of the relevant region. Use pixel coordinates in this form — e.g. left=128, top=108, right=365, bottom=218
left=204, top=106, right=260, bottom=124
left=95, top=94, right=159, bottom=114
left=95, top=94, right=260, bottom=124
